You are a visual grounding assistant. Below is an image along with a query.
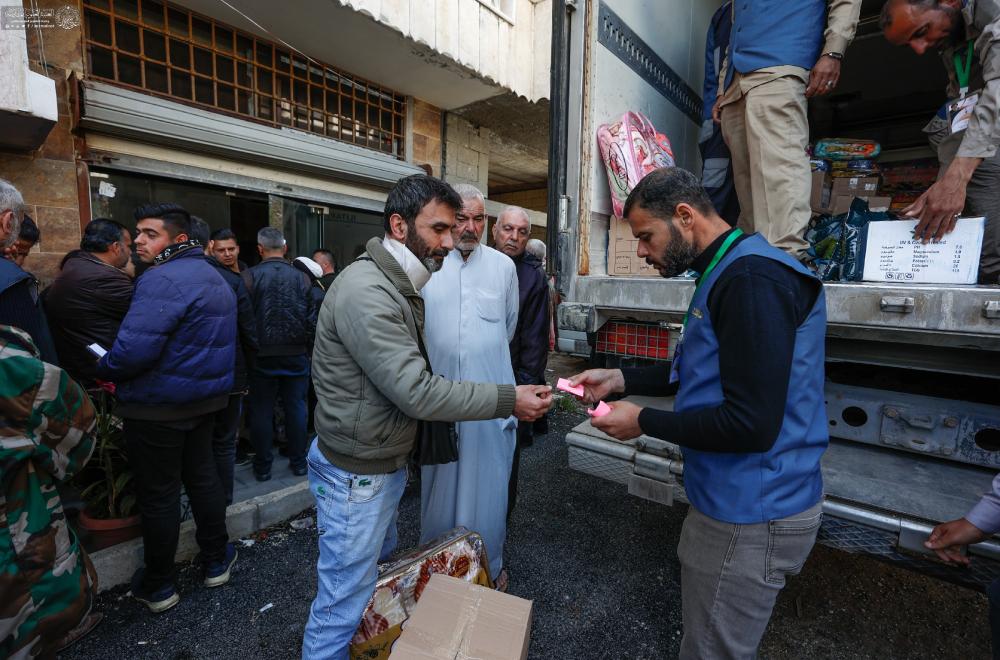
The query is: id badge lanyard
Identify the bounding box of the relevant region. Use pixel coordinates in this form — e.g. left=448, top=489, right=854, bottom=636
left=955, top=40, right=974, bottom=99
left=669, top=228, right=743, bottom=384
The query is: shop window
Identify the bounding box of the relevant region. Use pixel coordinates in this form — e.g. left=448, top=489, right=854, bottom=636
left=82, top=0, right=406, bottom=158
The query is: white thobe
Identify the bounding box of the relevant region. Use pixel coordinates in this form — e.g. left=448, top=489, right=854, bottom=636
left=419, top=245, right=519, bottom=580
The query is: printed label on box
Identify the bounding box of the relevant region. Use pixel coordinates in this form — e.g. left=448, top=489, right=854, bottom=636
left=862, top=217, right=985, bottom=284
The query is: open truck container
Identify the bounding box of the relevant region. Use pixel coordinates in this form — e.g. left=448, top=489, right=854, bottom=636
left=546, top=0, right=1000, bottom=588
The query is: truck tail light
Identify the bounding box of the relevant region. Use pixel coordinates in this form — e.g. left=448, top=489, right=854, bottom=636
left=595, top=321, right=679, bottom=362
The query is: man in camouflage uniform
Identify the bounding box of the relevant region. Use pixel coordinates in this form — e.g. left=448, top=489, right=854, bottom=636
left=0, top=325, right=99, bottom=658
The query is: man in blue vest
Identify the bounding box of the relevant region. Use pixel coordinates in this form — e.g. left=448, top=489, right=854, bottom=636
left=569, top=167, right=829, bottom=658
left=712, top=0, right=862, bottom=259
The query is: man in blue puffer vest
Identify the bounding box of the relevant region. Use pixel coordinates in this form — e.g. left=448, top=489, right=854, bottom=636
left=570, top=168, right=828, bottom=658
left=97, top=203, right=238, bottom=614
left=711, top=0, right=862, bottom=259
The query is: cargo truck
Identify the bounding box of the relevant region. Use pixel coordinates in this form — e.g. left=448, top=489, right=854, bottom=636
left=546, top=0, right=1000, bottom=588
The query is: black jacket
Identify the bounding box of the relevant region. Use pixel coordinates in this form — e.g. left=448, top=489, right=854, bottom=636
left=509, top=252, right=549, bottom=386
left=41, top=250, right=132, bottom=382
left=248, top=257, right=318, bottom=357
left=207, top=255, right=259, bottom=391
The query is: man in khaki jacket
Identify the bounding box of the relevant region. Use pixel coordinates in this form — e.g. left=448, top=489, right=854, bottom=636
left=303, top=174, right=552, bottom=659
left=713, top=0, right=862, bottom=259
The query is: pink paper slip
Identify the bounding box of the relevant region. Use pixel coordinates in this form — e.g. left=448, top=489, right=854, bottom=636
left=587, top=401, right=612, bottom=417
left=556, top=378, right=585, bottom=397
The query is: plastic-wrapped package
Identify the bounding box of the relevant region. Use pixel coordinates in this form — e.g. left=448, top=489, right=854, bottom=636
left=349, top=527, right=492, bottom=660
left=814, top=138, right=881, bottom=161
left=810, top=158, right=830, bottom=172
left=806, top=198, right=891, bottom=282
left=597, top=111, right=675, bottom=217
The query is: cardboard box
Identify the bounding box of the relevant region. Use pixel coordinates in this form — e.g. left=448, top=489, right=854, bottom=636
left=861, top=217, right=985, bottom=284
left=350, top=528, right=492, bottom=660
left=830, top=175, right=880, bottom=197
left=827, top=195, right=892, bottom=216
left=390, top=574, right=533, bottom=660
left=810, top=170, right=830, bottom=213
left=609, top=216, right=659, bottom=277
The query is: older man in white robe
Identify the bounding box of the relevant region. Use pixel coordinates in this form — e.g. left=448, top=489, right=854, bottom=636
left=420, top=183, right=519, bottom=589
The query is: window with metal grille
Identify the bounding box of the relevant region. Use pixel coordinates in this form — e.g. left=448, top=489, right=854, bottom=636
left=82, top=0, right=406, bottom=158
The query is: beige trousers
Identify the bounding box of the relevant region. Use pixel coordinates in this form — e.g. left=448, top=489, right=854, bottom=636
left=720, top=71, right=812, bottom=258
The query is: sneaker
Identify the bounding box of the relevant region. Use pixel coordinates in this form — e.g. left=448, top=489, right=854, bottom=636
left=291, top=464, right=308, bottom=477
left=131, top=573, right=180, bottom=614
left=204, top=543, right=238, bottom=588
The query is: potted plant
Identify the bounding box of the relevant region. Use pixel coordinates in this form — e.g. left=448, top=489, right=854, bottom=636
left=74, top=390, right=141, bottom=551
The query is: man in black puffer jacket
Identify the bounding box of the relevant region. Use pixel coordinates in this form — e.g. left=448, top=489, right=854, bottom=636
left=191, top=218, right=259, bottom=504
left=247, top=227, right=318, bottom=481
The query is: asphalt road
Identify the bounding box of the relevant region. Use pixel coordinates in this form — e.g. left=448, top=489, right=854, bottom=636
left=63, top=385, right=992, bottom=659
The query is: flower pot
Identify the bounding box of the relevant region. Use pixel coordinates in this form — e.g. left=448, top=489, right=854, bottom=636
left=76, top=510, right=142, bottom=552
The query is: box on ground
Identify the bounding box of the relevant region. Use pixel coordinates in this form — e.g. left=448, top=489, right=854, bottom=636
left=828, top=195, right=892, bottom=216
left=350, top=528, right=492, bottom=660
left=861, top=217, right=984, bottom=284
left=609, top=216, right=658, bottom=277
left=389, top=574, right=533, bottom=660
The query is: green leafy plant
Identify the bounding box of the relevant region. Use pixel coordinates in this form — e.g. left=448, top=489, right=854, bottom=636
left=78, top=391, right=137, bottom=519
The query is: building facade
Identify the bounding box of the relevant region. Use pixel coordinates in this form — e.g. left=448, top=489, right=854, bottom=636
left=1, top=0, right=551, bottom=283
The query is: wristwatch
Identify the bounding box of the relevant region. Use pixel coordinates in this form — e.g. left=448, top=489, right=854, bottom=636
left=823, top=52, right=844, bottom=61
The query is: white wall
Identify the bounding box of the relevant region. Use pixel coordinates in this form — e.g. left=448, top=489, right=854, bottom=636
left=340, top=0, right=552, bottom=102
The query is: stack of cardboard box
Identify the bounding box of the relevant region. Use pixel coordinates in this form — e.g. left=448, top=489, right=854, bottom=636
left=810, top=165, right=892, bottom=217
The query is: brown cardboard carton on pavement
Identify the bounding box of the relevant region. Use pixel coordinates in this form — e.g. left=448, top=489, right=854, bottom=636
left=389, top=574, right=533, bottom=660
left=609, top=216, right=659, bottom=277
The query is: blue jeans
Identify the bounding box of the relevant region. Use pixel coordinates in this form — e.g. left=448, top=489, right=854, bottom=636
left=302, top=439, right=405, bottom=660
left=248, top=367, right=309, bottom=474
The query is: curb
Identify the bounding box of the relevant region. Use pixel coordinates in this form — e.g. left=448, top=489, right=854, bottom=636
left=90, top=480, right=314, bottom=593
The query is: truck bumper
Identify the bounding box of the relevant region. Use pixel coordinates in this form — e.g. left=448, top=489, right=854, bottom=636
left=566, top=400, right=1000, bottom=591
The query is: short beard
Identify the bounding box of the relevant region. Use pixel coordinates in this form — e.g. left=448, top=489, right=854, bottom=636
left=653, top=223, right=699, bottom=279
left=456, top=232, right=479, bottom=255
left=943, top=6, right=964, bottom=47
left=405, top=226, right=449, bottom=273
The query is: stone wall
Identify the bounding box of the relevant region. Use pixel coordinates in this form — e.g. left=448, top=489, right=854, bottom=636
left=0, top=0, right=86, bottom=285
left=443, top=113, right=490, bottom=192
left=410, top=99, right=443, bottom=176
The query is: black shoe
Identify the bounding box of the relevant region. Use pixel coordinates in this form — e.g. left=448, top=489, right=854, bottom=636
left=131, top=570, right=180, bottom=614
left=291, top=464, right=308, bottom=477
left=235, top=450, right=251, bottom=467
left=203, top=543, right=238, bottom=588
left=254, top=470, right=272, bottom=482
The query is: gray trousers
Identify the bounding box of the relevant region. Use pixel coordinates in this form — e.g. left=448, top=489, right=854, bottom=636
left=930, top=127, right=1000, bottom=284
left=677, top=500, right=823, bottom=660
